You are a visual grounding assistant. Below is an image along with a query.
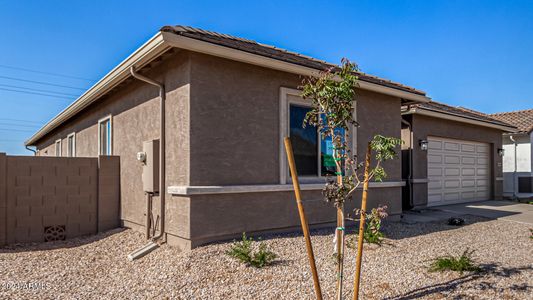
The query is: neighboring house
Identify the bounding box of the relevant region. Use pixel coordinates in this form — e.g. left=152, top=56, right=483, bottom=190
left=490, top=109, right=533, bottom=199
left=23, top=25, right=512, bottom=250
left=401, top=101, right=515, bottom=208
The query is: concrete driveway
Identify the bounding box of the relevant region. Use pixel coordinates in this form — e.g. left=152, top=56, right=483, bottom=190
left=403, top=200, right=533, bottom=225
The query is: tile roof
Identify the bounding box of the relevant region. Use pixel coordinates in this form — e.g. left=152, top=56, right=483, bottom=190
left=161, top=25, right=426, bottom=96
left=490, top=109, right=533, bottom=133
left=405, top=101, right=516, bottom=128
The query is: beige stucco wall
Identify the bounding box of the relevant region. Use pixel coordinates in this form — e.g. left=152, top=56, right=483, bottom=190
left=408, top=114, right=504, bottom=207
left=188, top=52, right=402, bottom=186
left=33, top=50, right=405, bottom=250
left=183, top=53, right=404, bottom=247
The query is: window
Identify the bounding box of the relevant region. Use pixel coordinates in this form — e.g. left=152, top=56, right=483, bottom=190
left=289, top=104, right=344, bottom=177
left=98, top=116, right=112, bottom=155
left=67, top=133, right=76, bottom=157
left=55, top=139, right=62, bottom=157
left=279, top=87, right=356, bottom=184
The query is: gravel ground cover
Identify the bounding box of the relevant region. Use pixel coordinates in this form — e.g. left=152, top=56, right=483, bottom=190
left=1, top=215, right=531, bottom=299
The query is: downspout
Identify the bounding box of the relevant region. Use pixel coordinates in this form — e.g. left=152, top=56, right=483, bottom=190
left=25, top=145, right=37, bottom=155
left=509, top=135, right=517, bottom=200
left=401, top=119, right=414, bottom=208
left=130, top=67, right=166, bottom=242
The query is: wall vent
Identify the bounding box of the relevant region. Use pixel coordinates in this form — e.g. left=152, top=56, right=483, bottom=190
left=44, top=225, right=66, bottom=242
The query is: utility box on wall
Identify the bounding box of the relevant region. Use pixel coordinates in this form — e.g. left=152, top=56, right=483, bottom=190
left=140, top=140, right=159, bottom=193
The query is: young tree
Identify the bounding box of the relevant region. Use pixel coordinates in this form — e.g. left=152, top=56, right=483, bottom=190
left=299, top=59, right=401, bottom=300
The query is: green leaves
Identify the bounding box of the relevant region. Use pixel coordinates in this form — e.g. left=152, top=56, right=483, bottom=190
left=226, top=233, right=277, bottom=268
left=370, top=135, right=402, bottom=162
left=369, top=135, right=403, bottom=181
left=300, top=59, right=359, bottom=135
left=429, top=249, right=481, bottom=274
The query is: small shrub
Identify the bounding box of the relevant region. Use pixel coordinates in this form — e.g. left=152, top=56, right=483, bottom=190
left=429, top=249, right=481, bottom=274
left=360, top=205, right=388, bottom=245
left=529, top=228, right=533, bottom=240
left=347, top=205, right=388, bottom=247
left=226, top=233, right=277, bottom=268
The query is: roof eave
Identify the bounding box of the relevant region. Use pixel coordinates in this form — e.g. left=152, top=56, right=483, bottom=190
left=403, top=107, right=517, bottom=132
left=161, top=32, right=431, bottom=103
left=26, top=30, right=430, bottom=146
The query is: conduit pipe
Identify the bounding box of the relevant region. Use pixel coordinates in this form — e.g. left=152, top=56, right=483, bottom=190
left=130, top=66, right=166, bottom=242
left=145, top=193, right=153, bottom=239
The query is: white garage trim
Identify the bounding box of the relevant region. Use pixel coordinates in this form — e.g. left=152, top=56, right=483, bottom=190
left=427, top=136, right=491, bottom=206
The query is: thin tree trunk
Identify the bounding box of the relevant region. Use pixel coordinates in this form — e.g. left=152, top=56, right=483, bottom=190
left=352, top=142, right=372, bottom=300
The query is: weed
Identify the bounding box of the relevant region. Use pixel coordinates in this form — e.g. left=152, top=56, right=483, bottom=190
left=226, top=233, right=277, bottom=268
left=429, top=249, right=481, bottom=274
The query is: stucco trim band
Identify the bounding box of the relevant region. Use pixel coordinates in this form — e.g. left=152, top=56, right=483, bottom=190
left=168, top=181, right=405, bottom=195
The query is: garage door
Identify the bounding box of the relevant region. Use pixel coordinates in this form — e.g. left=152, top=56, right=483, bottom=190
left=427, top=137, right=490, bottom=206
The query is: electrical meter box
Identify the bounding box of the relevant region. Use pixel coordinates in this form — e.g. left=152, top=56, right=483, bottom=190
left=141, top=140, right=159, bottom=193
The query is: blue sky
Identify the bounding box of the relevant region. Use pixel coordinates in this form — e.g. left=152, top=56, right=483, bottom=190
left=0, top=0, right=532, bottom=154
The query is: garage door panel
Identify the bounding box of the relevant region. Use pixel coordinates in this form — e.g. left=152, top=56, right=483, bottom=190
left=476, top=179, right=488, bottom=187
left=427, top=137, right=491, bottom=207
left=445, top=155, right=460, bottom=164
left=444, top=180, right=460, bottom=188
left=444, top=192, right=460, bottom=201
left=428, top=167, right=442, bottom=176
left=461, top=144, right=476, bottom=152
left=428, top=140, right=442, bottom=150
left=462, top=179, right=475, bottom=188
left=477, top=145, right=489, bottom=153
left=477, top=168, right=488, bottom=176
left=428, top=154, right=442, bottom=163
left=428, top=179, right=442, bottom=189
left=462, top=157, right=476, bottom=164
left=444, top=142, right=460, bottom=151
left=477, top=157, right=488, bottom=165
left=462, top=168, right=475, bottom=176
left=445, top=168, right=460, bottom=176
left=461, top=191, right=475, bottom=200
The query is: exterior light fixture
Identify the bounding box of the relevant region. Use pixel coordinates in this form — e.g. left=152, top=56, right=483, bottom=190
left=497, top=148, right=505, bottom=157
left=419, top=139, right=428, bottom=151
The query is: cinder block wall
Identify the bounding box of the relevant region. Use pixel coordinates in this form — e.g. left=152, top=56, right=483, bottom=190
left=0, top=154, right=120, bottom=246
left=97, top=156, right=121, bottom=232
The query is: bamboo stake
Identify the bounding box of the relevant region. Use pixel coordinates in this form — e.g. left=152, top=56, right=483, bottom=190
left=284, top=137, right=323, bottom=300
left=334, top=136, right=345, bottom=300
left=352, top=142, right=372, bottom=300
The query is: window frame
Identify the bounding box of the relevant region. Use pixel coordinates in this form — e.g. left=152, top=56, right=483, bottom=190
left=55, top=139, right=62, bottom=157
left=98, top=115, right=113, bottom=156
left=279, top=87, right=357, bottom=184
left=67, top=132, right=76, bottom=157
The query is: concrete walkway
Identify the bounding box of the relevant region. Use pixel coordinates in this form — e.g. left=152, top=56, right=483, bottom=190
left=402, top=200, right=533, bottom=225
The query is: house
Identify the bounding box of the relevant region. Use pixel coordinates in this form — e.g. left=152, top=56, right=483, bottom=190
left=24, top=25, right=513, bottom=250
left=401, top=102, right=515, bottom=208
left=490, top=109, right=533, bottom=199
